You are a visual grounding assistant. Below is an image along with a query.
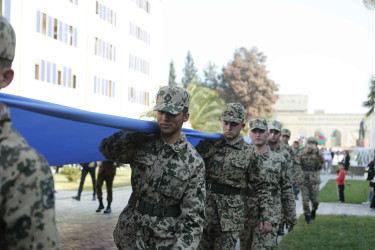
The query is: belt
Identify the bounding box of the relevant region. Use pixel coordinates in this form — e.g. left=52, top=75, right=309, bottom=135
left=207, top=182, right=241, bottom=195
left=303, top=167, right=319, bottom=171
left=128, top=193, right=181, bottom=218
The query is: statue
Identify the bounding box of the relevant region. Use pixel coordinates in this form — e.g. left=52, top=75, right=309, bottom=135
left=359, top=118, right=366, bottom=140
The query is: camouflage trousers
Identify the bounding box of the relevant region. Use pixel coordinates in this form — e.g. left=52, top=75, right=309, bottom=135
left=113, top=205, right=175, bottom=250
left=300, top=183, right=320, bottom=215
left=198, top=221, right=239, bottom=250
left=239, top=221, right=278, bottom=250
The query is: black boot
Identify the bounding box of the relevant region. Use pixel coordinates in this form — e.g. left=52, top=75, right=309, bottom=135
left=72, top=195, right=80, bottom=201
left=310, top=210, right=316, bottom=220
left=305, top=214, right=312, bottom=225
left=96, top=199, right=104, bottom=212
left=104, top=203, right=111, bottom=214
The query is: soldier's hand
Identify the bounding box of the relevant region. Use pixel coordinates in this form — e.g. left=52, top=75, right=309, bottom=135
left=259, top=221, right=272, bottom=234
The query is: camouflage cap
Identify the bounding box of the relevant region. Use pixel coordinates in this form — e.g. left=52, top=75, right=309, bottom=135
left=221, top=103, right=245, bottom=123
left=0, top=16, right=15, bottom=61
left=281, top=128, right=291, bottom=137
left=153, top=86, right=190, bottom=115
left=249, top=118, right=267, bottom=131
left=268, top=120, right=282, bottom=131
left=307, top=137, right=318, bottom=145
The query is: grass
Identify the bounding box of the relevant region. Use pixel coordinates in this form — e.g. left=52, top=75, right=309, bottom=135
left=278, top=215, right=375, bottom=250
left=54, top=168, right=132, bottom=191
left=319, top=179, right=369, bottom=204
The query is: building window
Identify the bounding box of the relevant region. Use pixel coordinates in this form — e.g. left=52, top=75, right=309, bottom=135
left=42, top=13, right=47, bottom=35
left=35, top=64, right=39, bottom=80
left=53, top=18, right=58, bottom=40
left=73, top=75, right=76, bottom=88
left=57, top=70, right=62, bottom=85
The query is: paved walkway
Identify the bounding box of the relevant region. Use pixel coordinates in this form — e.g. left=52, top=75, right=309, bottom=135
left=55, top=173, right=374, bottom=249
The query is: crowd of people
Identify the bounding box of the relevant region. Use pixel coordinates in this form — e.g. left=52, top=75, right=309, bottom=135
left=0, top=14, right=365, bottom=250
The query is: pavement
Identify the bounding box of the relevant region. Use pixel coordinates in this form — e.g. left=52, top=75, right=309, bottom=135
left=55, top=172, right=375, bottom=249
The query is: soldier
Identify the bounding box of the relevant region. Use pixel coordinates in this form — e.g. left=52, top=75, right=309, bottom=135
left=281, top=129, right=302, bottom=201
left=240, top=118, right=296, bottom=250
left=0, top=16, right=61, bottom=249
left=196, top=104, right=272, bottom=250
left=96, top=160, right=117, bottom=214
left=99, top=86, right=206, bottom=249
left=267, top=121, right=296, bottom=236
left=299, top=137, right=325, bottom=224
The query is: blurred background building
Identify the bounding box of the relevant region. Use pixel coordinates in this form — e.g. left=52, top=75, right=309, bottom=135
left=2, top=0, right=162, bottom=118
left=273, top=95, right=368, bottom=148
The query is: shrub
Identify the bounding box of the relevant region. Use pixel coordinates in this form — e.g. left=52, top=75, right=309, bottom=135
left=61, top=166, right=81, bottom=182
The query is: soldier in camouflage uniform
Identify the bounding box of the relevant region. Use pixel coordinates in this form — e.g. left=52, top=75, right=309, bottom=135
left=299, top=137, right=325, bottom=224
left=196, top=104, right=272, bottom=250
left=99, top=86, right=206, bottom=249
left=96, top=160, right=117, bottom=214
left=281, top=129, right=302, bottom=200
left=267, top=121, right=296, bottom=236
left=240, top=119, right=296, bottom=250
left=0, top=16, right=61, bottom=249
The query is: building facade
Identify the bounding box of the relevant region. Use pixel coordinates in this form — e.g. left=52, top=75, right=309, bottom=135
left=2, top=0, right=162, bottom=118
left=272, top=95, right=369, bottom=148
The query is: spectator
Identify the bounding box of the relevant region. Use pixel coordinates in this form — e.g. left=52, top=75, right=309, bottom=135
left=363, top=157, right=375, bottom=206
left=336, top=163, right=345, bottom=203
left=72, top=162, right=97, bottom=201
left=323, top=148, right=333, bottom=174
left=96, top=161, right=117, bottom=213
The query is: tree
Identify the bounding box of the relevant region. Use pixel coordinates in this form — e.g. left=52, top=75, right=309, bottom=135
left=363, top=77, right=375, bottom=117
left=168, top=59, right=177, bottom=87
left=187, top=83, right=225, bottom=133
left=218, top=47, right=279, bottom=121
left=202, top=61, right=220, bottom=90
left=181, top=51, right=199, bottom=88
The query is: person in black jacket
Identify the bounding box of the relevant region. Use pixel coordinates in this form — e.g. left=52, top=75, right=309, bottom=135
left=72, top=162, right=97, bottom=201
left=364, top=157, right=375, bottom=206
left=341, top=150, right=350, bottom=172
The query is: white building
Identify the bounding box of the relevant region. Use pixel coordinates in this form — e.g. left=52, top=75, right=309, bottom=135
left=2, top=0, right=162, bottom=118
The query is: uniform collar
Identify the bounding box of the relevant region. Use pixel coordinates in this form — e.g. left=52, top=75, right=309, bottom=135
left=156, top=132, right=187, bottom=153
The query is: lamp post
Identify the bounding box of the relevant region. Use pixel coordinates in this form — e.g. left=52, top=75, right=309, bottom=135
left=364, top=0, right=375, bottom=149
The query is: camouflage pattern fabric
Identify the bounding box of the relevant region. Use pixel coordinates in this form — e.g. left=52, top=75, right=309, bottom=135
left=240, top=149, right=296, bottom=249
left=0, top=103, right=61, bottom=249
left=299, top=148, right=325, bottom=215
left=96, top=161, right=117, bottom=203
left=195, top=137, right=271, bottom=250
left=153, top=86, right=190, bottom=115
left=221, top=103, right=245, bottom=123
left=0, top=16, right=16, bottom=61
left=99, top=131, right=205, bottom=250
left=280, top=143, right=303, bottom=184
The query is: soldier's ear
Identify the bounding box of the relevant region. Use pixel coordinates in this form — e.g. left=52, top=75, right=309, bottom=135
left=0, top=67, right=14, bottom=89
left=183, top=112, right=189, bottom=123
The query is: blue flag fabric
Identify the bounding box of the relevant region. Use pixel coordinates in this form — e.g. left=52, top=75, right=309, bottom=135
left=0, top=93, right=222, bottom=166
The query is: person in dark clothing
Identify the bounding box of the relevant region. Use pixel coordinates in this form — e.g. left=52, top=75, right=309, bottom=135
left=341, top=150, right=350, bottom=172
left=96, top=161, right=117, bottom=213
left=72, top=162, right=97, bottom=201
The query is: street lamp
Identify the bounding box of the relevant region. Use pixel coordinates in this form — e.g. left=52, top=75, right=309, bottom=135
left=364, top=0, right=375, bottom=149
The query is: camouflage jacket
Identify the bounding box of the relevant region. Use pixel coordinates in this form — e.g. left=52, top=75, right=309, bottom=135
left=98, top=161, right=117, bottom=177
left=99, top=131, right=206, bottom=249
left=0, top=103, right=60, bottom=249
left=196, top=136, right=271, bottom=231
left=280, top=143, right=303, bottom=184
left=299, top=149, right=325, bottom=185
left=262, top=149, right=296, bottom=226
left=269, top=143, right=292, bottom=184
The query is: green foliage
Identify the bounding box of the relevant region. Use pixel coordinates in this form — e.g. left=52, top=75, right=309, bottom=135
left=279, top=215, right=375, bottom=250
left=60, top=166, right=81, bottom=182
left=362, top=77, right=375, bottom=117
left=181, top=51, right=200, bottom=88
left=54, top=168, right=132, bottom=191
left=319, top=179, right=369, bottom=204
left=187, top=83, right=225, bottom=133
left=202, top=61, right=220, bottom=90
left=168, top=59, right=178, bottom=87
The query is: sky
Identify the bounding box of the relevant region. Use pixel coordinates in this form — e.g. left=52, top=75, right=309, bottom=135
left=161, top=0, right=374, bottom=114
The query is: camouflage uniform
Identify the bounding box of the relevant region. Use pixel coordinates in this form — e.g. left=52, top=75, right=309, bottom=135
left=96, top=161, right=117, bottom=205
left=299, top=137, right=325, bottom=223
left=280, top=129, right=302, bottom=185
left=0, top=16, right=61, bottom=249
left=196, top=104, right=271, bottom=250
left=240, top=119, right=296, bottom=250
left=99, top=86, right=206, bottom=250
